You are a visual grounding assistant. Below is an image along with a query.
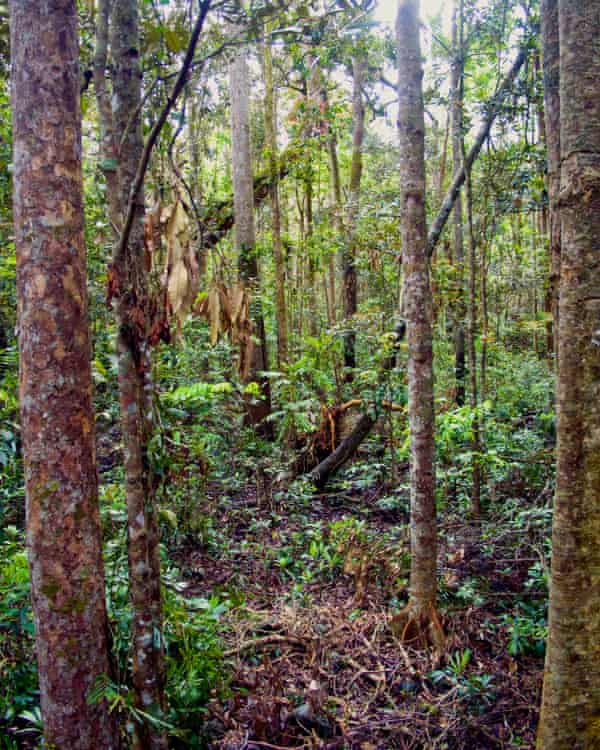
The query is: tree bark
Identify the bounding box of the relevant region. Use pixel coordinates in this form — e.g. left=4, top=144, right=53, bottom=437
left=322, top=80, right=341, bottom=327
left=396, top=0, right=438, bottom=617
left=262, top=28, right=288, bottom=367
left=10, top=2, right=117, bottom=746
left=451, top=0, right=466, bottom=406
left=541, top=0, right=560, bottom=366
left=109, top=2, right=168, bottom=746
left=537, top=0, right=600, bottom=746
left=464, top=161, right=482, bottom=520
left=229, top=45, right=272, bottom=430
left=343, top=56, right=366, bottom=380
left=305, top=169, right=319, bottom=338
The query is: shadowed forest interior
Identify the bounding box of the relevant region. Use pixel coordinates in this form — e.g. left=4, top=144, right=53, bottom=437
left=0, top=0, right=599, bottom=748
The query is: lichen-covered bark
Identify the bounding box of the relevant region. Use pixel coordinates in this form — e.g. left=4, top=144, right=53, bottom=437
left=537, top=1, right=600, bottom=747
left=262, top=29, right=288, bottom=367
left=541, top=0, right=560, bottom=365
left=397, top=0, right=437, bottom=613
left=229, top=47, right=272, bottom=430
left=9, top=1, right=117, bottom=747
left=109, top=2, right=167, bottom=746
left=343, top=57, right=365, bottom=380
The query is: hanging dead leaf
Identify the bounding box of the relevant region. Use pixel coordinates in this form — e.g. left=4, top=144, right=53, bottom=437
left=162, top=200, right=200, bottom=335
left=231, top=282, right=246, bottom=326
left=194, top=281, right=255, bottom=379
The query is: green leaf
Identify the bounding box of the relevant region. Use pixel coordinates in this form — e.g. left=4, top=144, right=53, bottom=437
left=100, top=157, right=118, bottom=172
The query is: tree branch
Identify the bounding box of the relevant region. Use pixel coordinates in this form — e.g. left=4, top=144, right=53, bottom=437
left=426, top=39, right=531, bottom=258
left=114, top=0, right=212, bottom=267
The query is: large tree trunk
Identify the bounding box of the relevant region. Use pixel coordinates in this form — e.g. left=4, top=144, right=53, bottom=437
left=262, top=28, right=288, bottom=367
left=537, top=0, right=600, bottom=746
left=396, top=0, right=439, bottom=628
left=10, top=2, right=117, bottom=746
left=229, top=46, right=272, bottom=429
left=541, top=0, right=560, bottom=366
left=109, top=2, right=168, bottom=746
left=343, top=57, right=365, bottom=380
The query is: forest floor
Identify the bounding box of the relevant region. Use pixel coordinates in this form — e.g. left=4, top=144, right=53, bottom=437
left=174, top=472, right=548, bottom=750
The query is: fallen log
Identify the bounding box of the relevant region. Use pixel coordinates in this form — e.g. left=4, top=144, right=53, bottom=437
left=308, top=412, right=376, bottom=489
left=305, top=322, right=407, bottom=488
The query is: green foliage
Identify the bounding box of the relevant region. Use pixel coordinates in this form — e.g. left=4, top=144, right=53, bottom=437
left=501, top=601, right=547, bottom=657
left=100, top=515, right=229, bottom=746
left=430, top=649, right=495, bottom=710
left=163, top=587, right=228, bottom=745
left=0, top=528, right=38, bottom=735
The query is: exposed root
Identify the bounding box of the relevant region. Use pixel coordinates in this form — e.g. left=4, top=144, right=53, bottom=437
left=390, top=603, right=446, bottom=651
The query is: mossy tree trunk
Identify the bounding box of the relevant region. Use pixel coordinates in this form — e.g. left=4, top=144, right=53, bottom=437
left=537, top=0, right=600, bottom=746
left=10, top=1, right=117, bottom=746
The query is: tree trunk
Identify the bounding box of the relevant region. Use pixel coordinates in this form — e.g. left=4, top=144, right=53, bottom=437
left=464, top=164, right=482, bottom=520
left=541, top=0, right=560, bottom=366
left=321, top=78, right=340, bottom=327
left=109, top=1, right=168, bottom=745
left=305, top=171, right=319, bottom=337
left=262, top=29, right=288, bottom=367
left=451, top=0, right=466, bottom=407
left=396, top=0, right=439, bottom=624
left=10, top=2, right=117, bottom=746
left=343, top=57, right=365, bottom=380
left=229, top=46, right=272, bottom=430
left=480, top=239, right=489, bottom=402
left=537, top=0, right=600, bottom=746
left=189, top=91, right=208, bottom=281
